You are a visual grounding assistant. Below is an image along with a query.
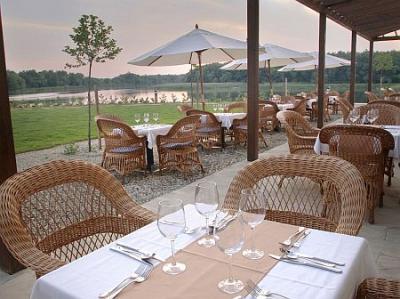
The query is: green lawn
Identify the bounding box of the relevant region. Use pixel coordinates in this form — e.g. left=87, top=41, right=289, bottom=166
left=11, top=103, right=189, bottom=153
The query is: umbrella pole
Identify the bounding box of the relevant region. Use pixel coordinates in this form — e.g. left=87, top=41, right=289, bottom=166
left=197, top=51, right=205, bottom=110
left=268, top=60, right=273, bottom=97
left=190, top=64, right=194, bottom=107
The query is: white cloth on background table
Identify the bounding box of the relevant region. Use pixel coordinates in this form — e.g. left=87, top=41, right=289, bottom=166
left=307, top=98, right=317, bottom=109
left=131, top=124, right=172, bottom=149
left=265, top=103, right=294, bottom=111
left=31, top=204, right=376, bottom=299
left=314, top=125, right=400, bottom=159
left=212, top=112, right=246, bottom=128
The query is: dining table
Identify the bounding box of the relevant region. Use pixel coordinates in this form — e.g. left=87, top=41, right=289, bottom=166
left=205, top=113, right=246, bottom=148
left=31, top=204, right=376, bottom=299
left=131, top=124, right=173, bottom=170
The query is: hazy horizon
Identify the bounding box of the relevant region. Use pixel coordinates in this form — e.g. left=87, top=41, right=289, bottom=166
left=3, top=0, right=400, bottom=78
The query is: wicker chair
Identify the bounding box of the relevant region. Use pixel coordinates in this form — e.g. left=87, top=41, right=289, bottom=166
left=223, top=154, right=366, bottom=236
left=232, top=112, right=268, bottom=148
left=336, top=97, right=354, bottom=123
left=186, top=109, right=222, bottom=149
left=387, top=93, right=400, bottom=101
left=360, top=103, right=400, bottom=125
left=156, top=115, right=204, bottom=174
left=177, top=103, right=193, bottom=114
left=319, top=125, right=394, bottom=224
left=259, top=100, right=280, bottom=131
left=365, top=91, right=381, bottom=103
left=287, top=98, right=308, bottom=116
left=96, top=116, right=147, bottom=176
left=311, top=95, right=331, bottom=122
left=224, top=101, right=246, bottom=113
left=357, top=278, right=400, bottom=299
left=0, top=160, right=155, bottom=278
left=277, top=110, right=320, bottom=154
left=369, top=100, right=400, bottom=109
left=279, top=95, right=296, bottom=104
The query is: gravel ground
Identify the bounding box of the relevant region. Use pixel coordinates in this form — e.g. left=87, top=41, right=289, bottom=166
left=16, top=130, right=288, bottom=204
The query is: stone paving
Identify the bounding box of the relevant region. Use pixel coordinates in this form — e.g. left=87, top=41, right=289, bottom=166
left=1, top=142, right=399, bottom=298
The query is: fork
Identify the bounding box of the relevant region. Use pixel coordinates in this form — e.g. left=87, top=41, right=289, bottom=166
left=245, top=279, right=290, bottom=299
left=99, top=263, right=152, bottom=299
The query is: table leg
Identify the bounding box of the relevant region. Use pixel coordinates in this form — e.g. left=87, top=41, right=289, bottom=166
left=146, top=144, right=154, bottom=171
left=221, top=127, right=225, bottom=148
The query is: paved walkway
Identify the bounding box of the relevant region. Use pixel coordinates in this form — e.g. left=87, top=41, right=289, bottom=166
left=1, top=142, right=399, bottom=298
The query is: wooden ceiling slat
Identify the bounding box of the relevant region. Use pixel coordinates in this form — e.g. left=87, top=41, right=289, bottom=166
left=295, top=0, right=400, bottom=40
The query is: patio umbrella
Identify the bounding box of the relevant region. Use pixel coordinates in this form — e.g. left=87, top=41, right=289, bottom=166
left=221, top=43, right=311, bottom=96
left=129, top=24, right=248, bottom=109
left=278, top=52, right=350, bottom=89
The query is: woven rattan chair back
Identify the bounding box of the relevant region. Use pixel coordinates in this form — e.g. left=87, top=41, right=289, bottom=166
left=357, top=277, right=400, bottom=299
left=319, top=125, right=394, bottom=223
left=186, top=109, right=222, bottom=149
left=365, top=91, right=380, bottom=103
left=387, top=93, right=400, bottom=101
left=224, top=101, right=246, bottom=112
left=280, top=95, right=296, bottom=104
left=177, top=103, right=193, bottom=114
left=0, top=160, right=155, bottom=277
left=223, top=154, right=366, bottom=235
left=288, top=98, right=308, bottom=115
left=360, top=103, right=400, bottom=125
left=336, top=97, right=353, bottom=122
left=369, top=100, right=400, bottom=109
left=96, top=116, right=147, bottom=176
left=277, top=110, right=320, bottom=154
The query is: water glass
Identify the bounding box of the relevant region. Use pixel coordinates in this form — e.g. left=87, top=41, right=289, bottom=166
left=143, top=113, right=150, bottom=127
left=157, top=199, right=186, bottom=275
left=349, top=109, right=360, bottom=124
left=215, top=209, right=245, bottom=294
left=194, top=182, right=219, bottom=247
left=239, top=189, right=266, bottom=260
left=152, top=112, right=159, bottom=124
left=134, top=113, right=141, bottom=125
left=367, top=108, right=379, bottom=124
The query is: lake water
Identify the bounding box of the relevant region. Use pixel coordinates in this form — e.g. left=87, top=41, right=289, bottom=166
left=10, top=89, right=190, bottom=104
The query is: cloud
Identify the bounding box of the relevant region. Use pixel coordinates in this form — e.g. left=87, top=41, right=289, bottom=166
left=4, top=19, right=70, bottom=32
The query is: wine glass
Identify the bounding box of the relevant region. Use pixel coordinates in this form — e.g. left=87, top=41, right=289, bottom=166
left=152, top=112, right=159, bottom=124
left=157, top=199, right=186, bottom=275
left=143, top=113, right=150, bottom=127
left=194, top=182, right=219, bottom=247
left=367, top=108, right=379, bottom=124
left=215, top=209, right=245, bottom=294
left=134, top=113, right=141, bottom=126
left=239, top=189, right=266, bottom=260
left=349, top=109, right=360, bottom=124
left=213, top=104, right=218, bottom=113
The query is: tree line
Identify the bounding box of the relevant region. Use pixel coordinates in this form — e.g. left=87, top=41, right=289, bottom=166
left=7, top=50, right=399, bottom=94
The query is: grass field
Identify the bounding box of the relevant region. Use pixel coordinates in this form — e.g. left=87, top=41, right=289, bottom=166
left=11, top=103, right=186, bottom=153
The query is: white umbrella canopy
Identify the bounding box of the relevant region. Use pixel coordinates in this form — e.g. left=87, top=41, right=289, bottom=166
left=278, top=52, right=350, bottom=72
left=221, top=43, right=311, bottom=96
left=220, top=43, right=311, bottom=70
left=129, top=24, right=248, bottom=108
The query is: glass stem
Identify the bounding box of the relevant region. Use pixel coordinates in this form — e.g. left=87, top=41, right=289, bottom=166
left=205, top=216, right=209, bottom=238
left=228, top=254, right=233, bottom=282
left=251, top=226, right=256, bottom=251
left=170, top=239, right=177, bottom=266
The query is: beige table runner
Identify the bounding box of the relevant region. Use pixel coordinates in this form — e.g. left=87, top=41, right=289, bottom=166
left=119, top=221, right=299, bottom=299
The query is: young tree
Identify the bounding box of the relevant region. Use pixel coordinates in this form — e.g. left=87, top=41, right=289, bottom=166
left=64, top=14, right=122, bottom=151
left=374, top=52, right=393, bottom=88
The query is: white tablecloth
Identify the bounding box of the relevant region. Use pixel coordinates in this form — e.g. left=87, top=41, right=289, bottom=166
left=306, top=96, right=337, bottom=109
left=31, top=205, right=376, bottom=299
left=132, top=124, right=172, bottom=149
left=213, top=112, right=246, bottom=128
left=314, top=125, right=400, bottom=159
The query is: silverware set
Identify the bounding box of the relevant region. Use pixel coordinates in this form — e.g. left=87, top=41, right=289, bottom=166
left=99, top=262, right=153, bottom=299
left=274, top=228, right=345, bottom=273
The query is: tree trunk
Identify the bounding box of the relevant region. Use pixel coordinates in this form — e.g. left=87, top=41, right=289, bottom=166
left=380, top=71, right=383, bottom=89
left=87, top=61, right=93, bottom=152
left=95, top=86, right=101, bottom=150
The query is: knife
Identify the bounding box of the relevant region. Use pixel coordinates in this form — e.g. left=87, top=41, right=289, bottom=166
left=110, top=247, right=154, bottom=266
left=269, top=254, right=342, bottom=273
left=116, top=243, right=165, bottom=262
left=289, top=251, right=345, bottom=267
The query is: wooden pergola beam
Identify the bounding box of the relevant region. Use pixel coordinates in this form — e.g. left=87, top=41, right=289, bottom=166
left=317, top=11, right=326, bottom=129
left=374, top=35, right=400, bottom=42
left=247, top=0, right=259, bottom=161
left=0, top=6, right=24, bottom=274
left=349, top=30, right=357, bottom=104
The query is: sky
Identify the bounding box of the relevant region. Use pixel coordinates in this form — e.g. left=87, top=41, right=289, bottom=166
left=2, top=0, right=399, bottom=78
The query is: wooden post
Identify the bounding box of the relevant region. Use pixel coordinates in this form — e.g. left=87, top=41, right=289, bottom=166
left=317, top=11, right=326, bottom=129
left=350, top=30, right=357, bottom=105
left=0, top=6, right=24, bottom=274
left=368, top=41, right=374, bottom=92
left=247, top=0, right=259, bottom=161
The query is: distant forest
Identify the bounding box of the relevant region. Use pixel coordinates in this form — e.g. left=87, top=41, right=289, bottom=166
left=7, top=50, right=400, bottom=94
